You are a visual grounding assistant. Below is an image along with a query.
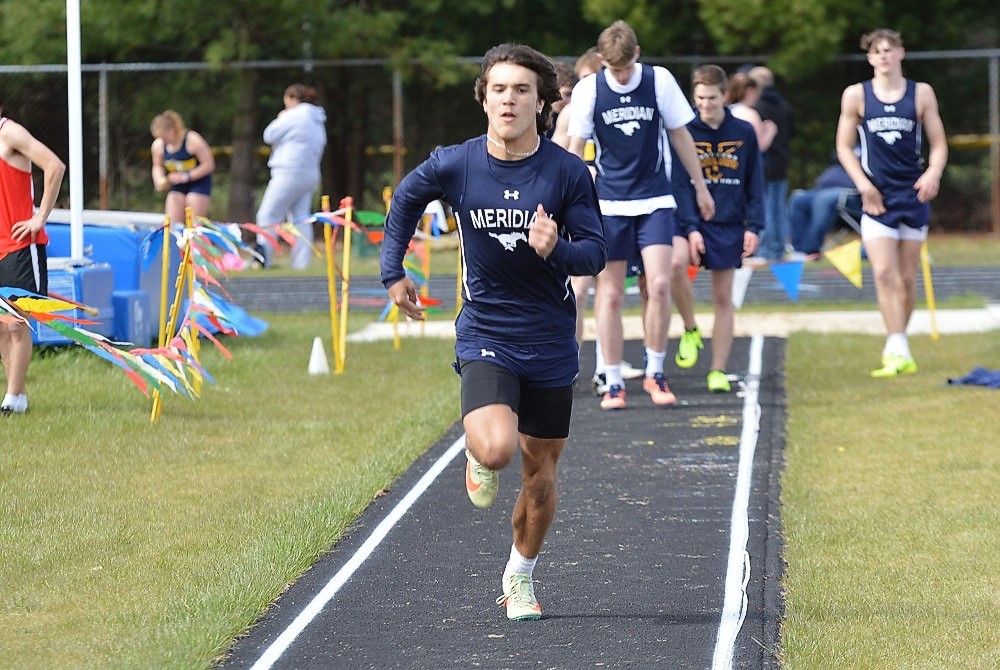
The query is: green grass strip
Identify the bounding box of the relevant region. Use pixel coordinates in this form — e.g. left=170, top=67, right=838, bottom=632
left=781, top=331, right=1000, bottom=668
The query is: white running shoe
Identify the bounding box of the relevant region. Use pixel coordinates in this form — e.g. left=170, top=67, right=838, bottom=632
left=619, top=361, right=644, bottom=380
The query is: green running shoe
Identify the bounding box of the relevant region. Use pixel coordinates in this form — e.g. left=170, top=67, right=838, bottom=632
left=707, top=369, right=731, bottom=393
left=675, top=327, right=703, bottom=369
left=496, top=573, right=542, bottom=621
left=465, top=449, right=499, bottom=509
left=871, top=354, right=918, bottom=378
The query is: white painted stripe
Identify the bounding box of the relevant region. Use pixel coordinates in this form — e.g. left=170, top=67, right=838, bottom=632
left=712, top=334, right=764, bottom=670
left=29, top=244, right=42, bottom=291
left=249, top=434, right=467, bottom=670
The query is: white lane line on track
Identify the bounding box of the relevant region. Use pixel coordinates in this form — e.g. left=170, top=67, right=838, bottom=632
left=712, top=333, right=764, bottom=670
left=249, top=434, right=468, bottom=670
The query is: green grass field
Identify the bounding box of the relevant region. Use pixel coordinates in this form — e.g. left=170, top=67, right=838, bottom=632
left=781, top=331, right=999, bottom=668
left=2, top=231, right=998, bottom=668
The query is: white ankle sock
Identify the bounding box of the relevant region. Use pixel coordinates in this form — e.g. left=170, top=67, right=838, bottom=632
left=504, top=544, right=537, bottom=579
left=883, top=333, right=910, bottom=359
left=644, top=348, right=666, bottom=377
left=604, top=363, right=623, bottom=388
left=1, top=393, right=27, bottom=412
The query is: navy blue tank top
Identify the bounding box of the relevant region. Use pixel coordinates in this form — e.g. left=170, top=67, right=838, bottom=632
left=163, top=132, right=200, bottom=174
left=858, top=79, right=924, bottom=191
left=592, top=65, right=669, bottom=200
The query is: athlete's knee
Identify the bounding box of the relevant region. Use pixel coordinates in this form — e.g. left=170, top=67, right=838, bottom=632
left=465, top=427, right=517, bottom=470
left=871, top=263, right=900, bottom=289
left=669, top=256, right=688, bottom=280
left=644, top=271, right=671, bottom=300
left=598, top=285, right=625, bottom=311
left=522, top=465, right=558, bottom=503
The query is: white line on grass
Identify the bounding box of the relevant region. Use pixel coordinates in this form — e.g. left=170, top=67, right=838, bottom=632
left=249, top=434, right=468, bottom=670
left=712, top=334, right=764, bottom=670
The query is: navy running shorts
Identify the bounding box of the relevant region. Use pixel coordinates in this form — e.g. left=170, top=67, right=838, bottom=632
left=168, top=174, right=212, bottom=197
left=865, top=187, right=930, bottom=230
left=697, top=222, right=747, bottom=270
left=602, top=209, right=675, bottom=262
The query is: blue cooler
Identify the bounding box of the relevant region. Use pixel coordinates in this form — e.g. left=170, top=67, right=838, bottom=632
left=33, top=260, right=115, bottom=345
left=112, top=290, right=152, bottom=346
left=44, top=209, right=178, bottom=345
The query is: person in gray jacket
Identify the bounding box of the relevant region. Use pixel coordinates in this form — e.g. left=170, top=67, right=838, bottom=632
left=256, top=84, right=327, bottom=269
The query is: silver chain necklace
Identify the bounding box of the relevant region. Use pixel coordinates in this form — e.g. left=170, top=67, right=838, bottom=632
left=486, top=133, right=540, bottom=158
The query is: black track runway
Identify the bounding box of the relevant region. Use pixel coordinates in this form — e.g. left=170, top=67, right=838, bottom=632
left=221, top=336, right=786, bottom=670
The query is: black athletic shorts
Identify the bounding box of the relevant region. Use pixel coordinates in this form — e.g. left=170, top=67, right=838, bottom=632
left=0, top=244, right=48, bottom=295
left=457, top=359, right=574, bottom=440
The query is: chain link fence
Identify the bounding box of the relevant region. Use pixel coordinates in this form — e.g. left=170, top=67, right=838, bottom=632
left=1, top=50, right=997, bottom=231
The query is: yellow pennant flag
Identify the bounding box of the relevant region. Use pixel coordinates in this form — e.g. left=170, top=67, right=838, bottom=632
left=823, top=239, right=863, bottom=288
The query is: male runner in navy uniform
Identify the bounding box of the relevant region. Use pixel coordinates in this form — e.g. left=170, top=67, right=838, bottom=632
left=836, top=28, right=948, bottom=377
left=381, top=44, right=606, bottom=621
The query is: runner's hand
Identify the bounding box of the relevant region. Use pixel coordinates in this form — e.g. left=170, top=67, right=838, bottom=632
left=859, top=182, right=885, bottom=216
left=387, top=277, right=425, bottom=320
left=10, top=213, right=45, bottom=243
left=688, top=231, right=705, bottom=266
left=529, top=204, right=558, bottom=259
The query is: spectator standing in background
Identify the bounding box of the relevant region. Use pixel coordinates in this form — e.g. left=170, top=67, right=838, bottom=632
left=726, top=72, right=776, bottom=153
left=256, top=84, right=327, bottom=269
left=748, top=66, right=794, bottom=261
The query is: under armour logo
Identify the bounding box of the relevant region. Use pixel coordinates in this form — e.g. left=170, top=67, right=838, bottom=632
left=620, top=96, right=631, bottom=103
left=615, top=121, right=641, bottom=136
left=884, top=104, right=896, bottom=112
left=480, top=349, right=496, bottom=358
left=503, top=189, right=520, bottom=200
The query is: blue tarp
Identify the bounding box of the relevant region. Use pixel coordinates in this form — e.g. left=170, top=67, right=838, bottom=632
left=947, top=367, right=1000, bottom=389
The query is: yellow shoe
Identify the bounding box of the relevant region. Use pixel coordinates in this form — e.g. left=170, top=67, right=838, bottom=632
left=496, top=573, right=542, bottom=621
left=707, top=369, right=731, bottom=393
left=675, top=327, right=703, bottom=369
left=870, top=354, right=918, bottom=378
left=465, top=449, right=499, bottom=509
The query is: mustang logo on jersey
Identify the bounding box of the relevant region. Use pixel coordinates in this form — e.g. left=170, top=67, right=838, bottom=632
left=614, top=121, right=641, bottom=137
left=488, top=231, right=527, bottom=251
left=877, top=130, right=903, bottom=145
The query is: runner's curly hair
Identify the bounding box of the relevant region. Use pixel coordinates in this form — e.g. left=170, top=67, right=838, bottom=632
left=474, top=43, right=560, bottom=134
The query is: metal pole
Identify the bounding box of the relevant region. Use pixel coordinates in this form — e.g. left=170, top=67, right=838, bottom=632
left=99, top=67, right=109, bottom=210
left=392, top=68, right=404, bottom=186
left=989, top=56, right=999, bottom=235
left=66, top=0, right=85, bottom=258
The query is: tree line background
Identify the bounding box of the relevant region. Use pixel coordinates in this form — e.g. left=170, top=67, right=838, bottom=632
left=0, top=0, right=997, bottom=231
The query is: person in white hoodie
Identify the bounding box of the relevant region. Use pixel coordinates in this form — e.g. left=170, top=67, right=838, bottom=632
left=256, top=84, right=327, bottom=269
